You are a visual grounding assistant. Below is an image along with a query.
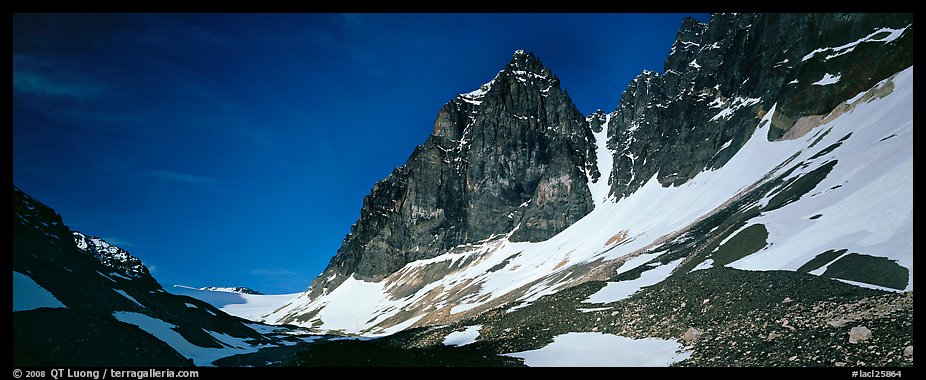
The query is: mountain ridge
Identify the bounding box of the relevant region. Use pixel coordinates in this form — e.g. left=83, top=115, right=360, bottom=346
left=265, top=13, right=912, bottom=340
left=12, top=186, right=319, bottom=366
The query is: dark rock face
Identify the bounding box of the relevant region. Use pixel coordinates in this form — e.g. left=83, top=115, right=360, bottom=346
left=12, top=186, right=268, bottom=366
left=317, top=51, right=597, bottom=285
left=606, top=13, right=913, bottom=199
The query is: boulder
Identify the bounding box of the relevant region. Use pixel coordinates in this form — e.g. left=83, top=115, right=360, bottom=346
left=682, top=327, right=702, bottom=343
left=848, top=326, right=872, bottom=344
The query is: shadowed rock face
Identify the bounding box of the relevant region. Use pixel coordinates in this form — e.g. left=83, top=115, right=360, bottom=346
left=317, top=51, right=597, bottom=285
left=606, top=13, right=913, bottom=200
left=12, top=186, right=269, bottom=366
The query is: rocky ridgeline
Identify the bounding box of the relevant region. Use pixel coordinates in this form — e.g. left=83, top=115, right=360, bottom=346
left=201, top=286, right=264, bottom=295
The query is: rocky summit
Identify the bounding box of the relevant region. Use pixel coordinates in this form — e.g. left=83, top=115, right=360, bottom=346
left=318, top=50, right=597, bottom=286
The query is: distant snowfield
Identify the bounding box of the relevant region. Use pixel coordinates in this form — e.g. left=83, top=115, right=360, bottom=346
left=170, top=285, right=300, bottom=323
left=269, top=66, right=913, bottom=335
left=13, top=271, right=66, bottom=312
left=502, top=332, right=691, bottom=367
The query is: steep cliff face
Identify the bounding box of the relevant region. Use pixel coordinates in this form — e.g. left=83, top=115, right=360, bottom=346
left=606, top=13, right=913, bottom=199
left=319, top=51, right=597, bottom=286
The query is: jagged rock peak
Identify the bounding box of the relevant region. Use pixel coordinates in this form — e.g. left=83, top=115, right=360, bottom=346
left=306, top=50, right=596, bottom=289
left=454, top=49, right=559, bottom=109
left=503, top=50, right=558, bottom=88
left=677, top=16, right=708, bottom=41
left=73, top=232, right=150, bottom=279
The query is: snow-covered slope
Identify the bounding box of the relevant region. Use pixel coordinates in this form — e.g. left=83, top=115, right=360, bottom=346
left=268, top=65, right=912, bottom=336
left=728, top=71, right=912, bottom=288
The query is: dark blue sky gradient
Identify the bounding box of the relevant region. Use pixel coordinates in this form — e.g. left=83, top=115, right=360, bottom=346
left=13, top=13, right=708, bottom=293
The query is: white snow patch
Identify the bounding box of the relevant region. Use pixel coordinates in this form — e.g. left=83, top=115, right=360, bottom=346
left=97, top=271, right=116, bottom=283
left=802, top=25, right=910, bottom=62
left=113, top=311, right=262, bottom=366
left=577, top=307, right=611, bottom=313
left=114, top=289, right=146, bottom=308
left=109, top=272, right=132, bottom=280
left=458, top=73, right=500, bottom=105
left=584, top=259, right=684, bottom=304
left=503, top=332, right=691, bottom=367
left=614, top=251, right=661, bottom=275
left=185, top=303, right=197, bottom=308
left=812, top=73, right=842, bottom=86
left=442, top=324, right=482, bottom=346
left=710, top=97, right=761, bottom=121
left=719, top=139, right=733, bottom=150
left=690, top=259, right=714, bottom=272
left=834, top=278, right=906, bottom=293
left=13, top=271, right=66, bottom=311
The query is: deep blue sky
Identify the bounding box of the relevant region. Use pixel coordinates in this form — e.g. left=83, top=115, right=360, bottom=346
left=13, top=13, right=708, bottom=294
